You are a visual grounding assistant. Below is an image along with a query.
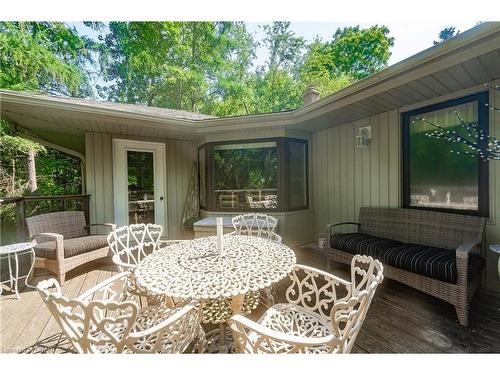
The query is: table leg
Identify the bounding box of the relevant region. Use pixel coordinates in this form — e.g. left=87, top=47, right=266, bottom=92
left=228, top=294, right=246, bottom=353
left=13, top=252, right=20, bottom=299
left=230, top=294, right=245, bottom=314
left=23, top=249, right=36, bottom=290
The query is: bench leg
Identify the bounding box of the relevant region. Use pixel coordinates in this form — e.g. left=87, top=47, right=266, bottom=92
left=326, top=251, right=331, bottom=270
left=455, top=303, right=469, bottom=327
left=57, top=272, right=66, bottom=286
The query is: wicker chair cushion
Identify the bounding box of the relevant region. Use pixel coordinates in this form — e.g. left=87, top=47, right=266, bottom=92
left=330, top=233, right=485, bottom=283
left=330, top=233, right=403, bottom=258
left=34, top=235, right=109, bottom=259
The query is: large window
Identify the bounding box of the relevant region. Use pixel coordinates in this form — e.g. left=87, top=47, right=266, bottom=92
left=402, top=92, right=489, bottom=216
left=199, top=138, right=308, bottom=211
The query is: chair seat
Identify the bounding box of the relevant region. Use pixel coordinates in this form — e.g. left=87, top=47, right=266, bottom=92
left=330, top=233, right=485, bottom=283
left=90, top=305, right=203, bottom=353
left=245, top=303, right=334, bottom=353
left=35, top=235, right=109, bottom=259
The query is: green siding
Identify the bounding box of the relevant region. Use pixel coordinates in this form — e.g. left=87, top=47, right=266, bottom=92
left=85, top=132, right=196, bottom=240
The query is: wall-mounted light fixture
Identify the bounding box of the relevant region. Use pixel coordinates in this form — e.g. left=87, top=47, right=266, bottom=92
left=356, top=126, right=372, bottom=148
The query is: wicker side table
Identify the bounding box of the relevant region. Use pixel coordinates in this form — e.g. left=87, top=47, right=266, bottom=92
left=0, top=241, right=36, bottom=299
left=490, top=244, right=500, bottom=278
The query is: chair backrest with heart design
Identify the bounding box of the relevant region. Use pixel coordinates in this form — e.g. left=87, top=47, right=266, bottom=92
left=107, top=223, right=163, bottom=271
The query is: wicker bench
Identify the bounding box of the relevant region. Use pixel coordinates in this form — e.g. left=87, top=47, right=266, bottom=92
left=326, top=207, right=486, bottom=326
left=26, top=211, right=116, bottom=285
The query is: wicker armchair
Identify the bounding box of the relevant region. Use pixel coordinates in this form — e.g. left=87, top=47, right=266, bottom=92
left=36, top=273, right=205, bottom=353
left=26, top=211, right=115, bottom=285
left=228, top=255, right=383, bottom=353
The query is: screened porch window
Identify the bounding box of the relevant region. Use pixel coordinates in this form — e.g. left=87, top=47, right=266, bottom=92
left=199, top=138, right=308, bottom=212
left=402, top=92, right=489, bottom=216
left=213, top=141, right=278, bottom=210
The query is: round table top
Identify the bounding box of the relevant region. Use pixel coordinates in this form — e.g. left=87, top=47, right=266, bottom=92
left=134, top=235, right=296, bottom=300
left=0, top=241, right=35, bottom=255
left=490, top=244, right=500, bottom=254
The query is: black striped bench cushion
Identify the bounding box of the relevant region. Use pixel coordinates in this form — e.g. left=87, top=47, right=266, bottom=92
left=330, top=233, right=485, bottom=283
left=330, top=233, right=403, bottom=258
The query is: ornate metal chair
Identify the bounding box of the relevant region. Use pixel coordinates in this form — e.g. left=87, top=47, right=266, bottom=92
left=230, top=213, right=282, bottom=308
left=107, top=223, right=174, bottom=305
left=36, top=272, right=205, bottom=353
left=228, top=255, right=383, bottom=353
left=107, top=223, right=163, bottom=272
left=231, top=213, right=282, bottom=243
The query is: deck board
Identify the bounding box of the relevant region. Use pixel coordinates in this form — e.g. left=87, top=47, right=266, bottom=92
left=1, top=245, right=499, bottom=354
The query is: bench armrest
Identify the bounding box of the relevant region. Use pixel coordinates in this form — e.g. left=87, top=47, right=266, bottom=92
left=456, top=241, right=481, bottom=259
left=33, top=232, right=64, bottom=242
left=32, top=232, right=65, bottom=260
left=327, top=222, right=360, bottom=236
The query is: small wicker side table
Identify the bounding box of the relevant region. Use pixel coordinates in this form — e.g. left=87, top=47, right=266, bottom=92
left=0, top=241, right=36, bottom=299
left=489, top=244, right=500, bottom=278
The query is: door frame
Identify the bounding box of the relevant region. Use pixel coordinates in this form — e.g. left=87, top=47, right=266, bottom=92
left=112, top=139, right=167, bottom=230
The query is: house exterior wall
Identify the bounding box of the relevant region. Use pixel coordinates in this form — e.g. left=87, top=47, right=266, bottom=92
left=311, top=80, right=500, bottom=292
left=84, top=132, right=197, bottom=240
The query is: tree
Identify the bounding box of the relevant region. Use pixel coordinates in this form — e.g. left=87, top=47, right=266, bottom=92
left=0, top=121, right=45, bottom=197
left=299, top=40, right=352, bottom=97
left=325, top=25, right=394, bottom=80
left=252, top=22, right=306, bottom=113
left=433, top=27, right=459, bottom=45
left=0, top=22, right=96, bottom=96
left=99, top=22, right=256, bottom=114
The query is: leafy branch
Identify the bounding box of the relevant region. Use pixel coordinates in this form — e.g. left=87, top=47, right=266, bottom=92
left=423, top=111, right=500, bottom=160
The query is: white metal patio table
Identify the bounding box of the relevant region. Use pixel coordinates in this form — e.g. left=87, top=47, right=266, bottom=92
left=134, top=234, right=296, bottom=352
left=0, top=241, right=36, bottom=299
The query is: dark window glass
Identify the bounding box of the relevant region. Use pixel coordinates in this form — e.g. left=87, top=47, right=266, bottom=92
left=127, top=151, right=154, bottom=224
left=288, top=141, right=307, bottom=209
left=213, top=142, right=278, bottom=210
left=403, top=93, right=488, bottom=215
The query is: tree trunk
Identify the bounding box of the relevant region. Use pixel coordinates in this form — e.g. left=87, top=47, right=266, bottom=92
left=26, top=148, right=37, bottom=193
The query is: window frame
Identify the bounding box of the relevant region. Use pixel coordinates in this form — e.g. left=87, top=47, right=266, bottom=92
left=198, top=137, right=309, bottom=212
left=401, top=91, right=489, bottom=217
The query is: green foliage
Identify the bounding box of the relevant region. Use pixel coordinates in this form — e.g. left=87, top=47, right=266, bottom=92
left=0, top=22, right=96, bottom=96
left=214, top=146, right=278, bottom=190
left=35, top=149, right=82, bottom=196
left=251, top=22, right=306, bottom=113
left=433, top=26, right=459, bottom=45
left=324, top=26, right=394, bottom=81
left=300, top=40, right=353, bottom=97
left=99, top=22, right=256, bottom=115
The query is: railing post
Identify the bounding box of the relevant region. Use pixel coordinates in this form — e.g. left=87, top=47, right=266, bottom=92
left=15, top=199, right=26, bottom=241
left=83, top=195, right=90, bottom=226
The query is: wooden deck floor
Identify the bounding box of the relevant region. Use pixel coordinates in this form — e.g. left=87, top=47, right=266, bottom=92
left=1, top=244, right=500, bottom=354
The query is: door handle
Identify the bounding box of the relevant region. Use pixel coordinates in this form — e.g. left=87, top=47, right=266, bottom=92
left=160, top=196, right=164, bottom=201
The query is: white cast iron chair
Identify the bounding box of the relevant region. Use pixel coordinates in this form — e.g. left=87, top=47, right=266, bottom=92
left=107, top=223, right=180, bottom=306
left=230, top=213, right=282, bottom=307
left=231, top=213, right=282, bottom=243
left=36, top=272, right=205, bottom=353
left=228, top=255, right=383, bottom=353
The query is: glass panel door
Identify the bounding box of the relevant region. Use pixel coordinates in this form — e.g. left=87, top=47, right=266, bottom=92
left=113, top=139, right=166, bottom=229
left=127, top=151, right=155, bottom=224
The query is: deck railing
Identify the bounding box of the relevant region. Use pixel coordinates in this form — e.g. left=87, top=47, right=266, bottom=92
left=0, top=194, right=90, bottom=242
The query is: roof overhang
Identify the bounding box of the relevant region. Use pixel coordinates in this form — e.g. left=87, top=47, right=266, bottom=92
left=1, top=22, right=500, bottom=146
